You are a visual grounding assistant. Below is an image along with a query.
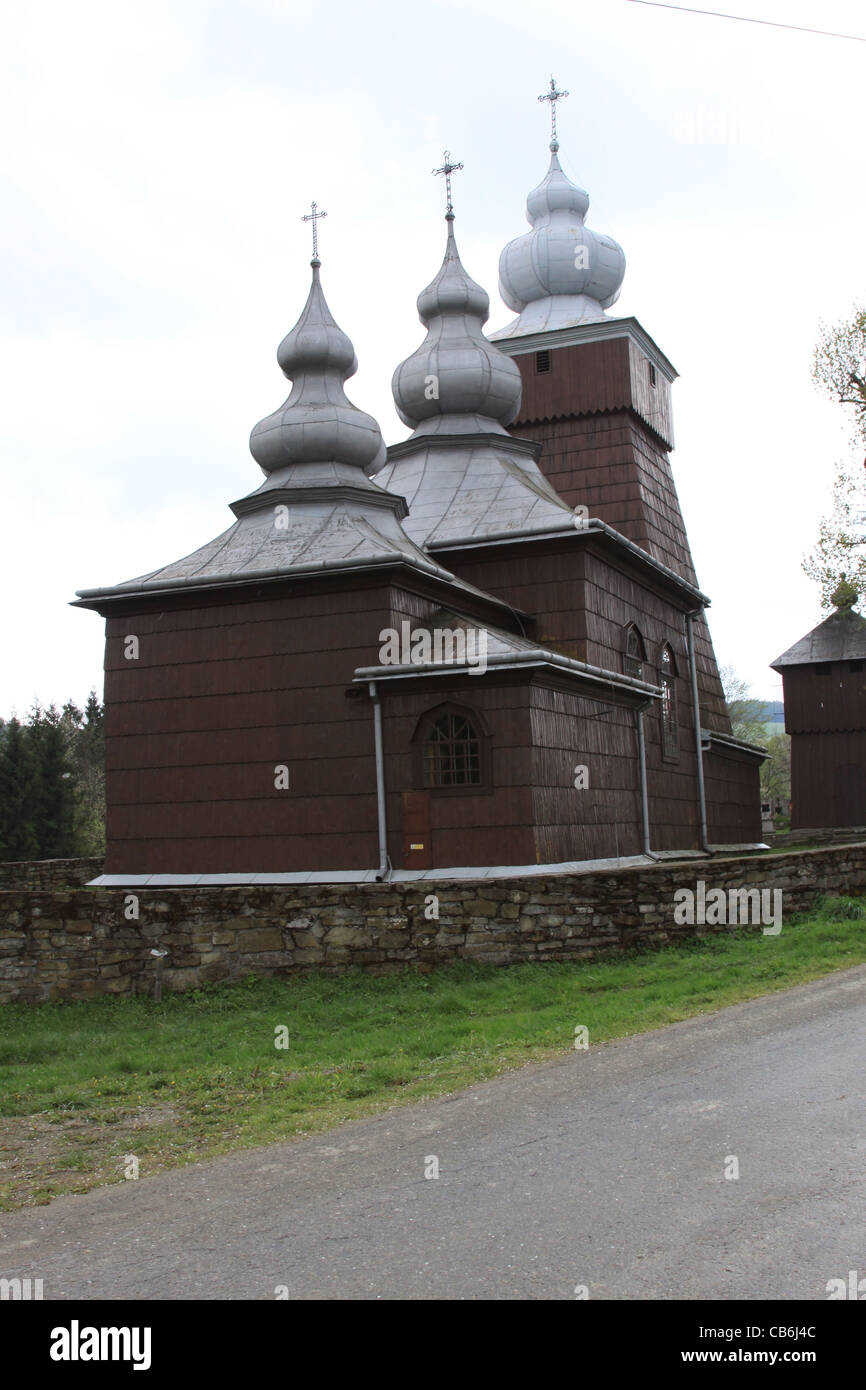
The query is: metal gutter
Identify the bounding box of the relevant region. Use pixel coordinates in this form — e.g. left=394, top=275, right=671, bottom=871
left=429, top=518, right=710, bottom=606
left=702, top=729, right=769, bottom=759
left=368, top=681, right=391, bottom=881
left=72, top=551, right=456, bottom=605
left=354, top=650, right=662, bottom=700
left=686, top=609, right=711, bottom=853
left=636, top=707, right=654, bottom=857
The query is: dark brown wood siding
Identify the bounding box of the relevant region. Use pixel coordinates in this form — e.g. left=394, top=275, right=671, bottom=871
left=100, top=574, right=545, bottom=874
left=513, top=414, right=695, bottom=578
left=436, top=540, right=745, bottom=851
left=504, top=334, right=732, bottom=738
left=781, top=662, right=866, bottom=734
left=780, top=662, right=866, bottom=829
left=102, top=581, right=396, bottom=873
left=379, top=677, right=535, bottom=869
left=529, top=683, right=643, bottom=862
left=511, top=336, right=675, bottom=450
left=704, top=747, right=763, bottom=843
left=510, top=336, right=685, bottom=576
left=436, top=540, right=730, bottom=736
left=790, top=732, right=866, bottom=829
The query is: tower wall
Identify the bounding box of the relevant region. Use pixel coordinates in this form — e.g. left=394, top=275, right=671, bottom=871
left=781, top=660, right=866, bottom=830
left=501, top=326, right=731, bottom=736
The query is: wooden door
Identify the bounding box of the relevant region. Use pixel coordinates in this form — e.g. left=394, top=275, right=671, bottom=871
left=402, top=791, right=432, bottom=870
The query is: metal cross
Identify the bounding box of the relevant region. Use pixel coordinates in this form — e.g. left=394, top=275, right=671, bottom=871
left=301, top=201, right=327, bottom=260
left=538, top=76, right=569, bottom=148
left=432, top=150, right=463, bottom=216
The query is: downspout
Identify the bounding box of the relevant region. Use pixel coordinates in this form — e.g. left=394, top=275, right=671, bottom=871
left=686, top=610, right=712, bottom=853
left=368, top=681, right=391, bottom=880
left=635, top=704, right=654, bottom=858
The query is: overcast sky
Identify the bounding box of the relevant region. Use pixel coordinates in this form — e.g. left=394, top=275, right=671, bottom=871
left=2, top=0, right=864, bottom=714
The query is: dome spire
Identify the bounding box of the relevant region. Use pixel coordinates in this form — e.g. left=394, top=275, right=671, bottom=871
left=432, top=150, right=464, bottom=219
left=538, top=75, right=569, bottom=153
left=490, top=79, right=626, bottom=340
left=300, top=200, right=327, bottom=265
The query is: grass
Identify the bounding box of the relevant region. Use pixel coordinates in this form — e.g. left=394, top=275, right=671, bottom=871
left=1, top=894, right=864, bottom=1210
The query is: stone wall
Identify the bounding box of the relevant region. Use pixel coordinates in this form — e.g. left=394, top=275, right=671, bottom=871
left=0, top=858, right=104, bottom=890
left=768, top=827, right=866, bottom=849
left=2, top=844, right=864, bottom=1004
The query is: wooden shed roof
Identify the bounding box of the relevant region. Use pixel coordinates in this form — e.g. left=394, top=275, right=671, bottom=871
left=771, top=606, right=866, bottom=669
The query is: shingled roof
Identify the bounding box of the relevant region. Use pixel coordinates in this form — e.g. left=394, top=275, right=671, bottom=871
left=771, top=605, right=866, bottom=668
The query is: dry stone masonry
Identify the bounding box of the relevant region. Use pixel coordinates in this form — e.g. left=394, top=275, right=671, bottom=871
left=1, top=845, right=864, bottom=1004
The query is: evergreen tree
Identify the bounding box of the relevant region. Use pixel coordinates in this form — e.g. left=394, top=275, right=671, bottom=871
left=0, top=718, right=39, bottom=860
left=28, top=702, right=81, bottom=858
left=66, top=691, right=106, bottom=854
left=0, top=692, right=106, bottom=860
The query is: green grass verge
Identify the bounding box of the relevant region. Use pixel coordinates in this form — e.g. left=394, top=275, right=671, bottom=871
left=1, top=895, right=864, bottom=1210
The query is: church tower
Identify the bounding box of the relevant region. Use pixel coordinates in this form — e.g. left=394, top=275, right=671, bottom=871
left=491, top=80, right=730, bottom=735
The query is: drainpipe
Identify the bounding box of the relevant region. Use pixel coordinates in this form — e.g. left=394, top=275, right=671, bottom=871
left=686, top=610, right=712, bottom=853
left=635, top=705, right=654, bottom=857
left=368, top=681, right=391, bottom=880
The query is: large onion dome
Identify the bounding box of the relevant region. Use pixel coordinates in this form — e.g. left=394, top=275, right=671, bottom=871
left=391, top=214, right=522, bottom=436
left=492, top=146, right=625, bottom=339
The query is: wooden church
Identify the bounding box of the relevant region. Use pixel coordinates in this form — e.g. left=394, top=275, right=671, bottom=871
left=772, top=579, right=866, bottom=831
left=75, top=87, right=765, bottom=881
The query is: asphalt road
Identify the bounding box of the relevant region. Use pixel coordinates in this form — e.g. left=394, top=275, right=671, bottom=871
left=2, top=966, right=865, bottom=1300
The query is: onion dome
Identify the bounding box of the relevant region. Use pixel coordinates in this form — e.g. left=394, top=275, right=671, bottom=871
left=831, top=574, right=859, bottom=610
left=75, top=248, right=468, bottom=598
left=492, top=147, right=626, bottom=339
left=376, top=204, right=574, bottom=549
left=391, top=215, right=522, bottom=436
left=250, top=258, right=385, bottom=474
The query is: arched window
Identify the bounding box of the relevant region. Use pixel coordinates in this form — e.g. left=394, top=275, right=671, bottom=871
left=659, top=644, right=679, bottom=759
left=624, top=624, right=646, bottom=680
left=422, top=712, right=482, bottom=788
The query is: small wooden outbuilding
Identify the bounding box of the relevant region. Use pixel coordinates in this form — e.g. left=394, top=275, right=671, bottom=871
left=771, top=579, right=866, bottom=830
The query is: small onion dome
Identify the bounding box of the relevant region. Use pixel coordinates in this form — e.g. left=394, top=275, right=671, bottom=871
left=496, top=149, right=625, bottom=333
left=250, top=260, right=385, bottom=475
left=831, top=575, right=859, bottom=610
left=392, top=217, right=522, bottom=433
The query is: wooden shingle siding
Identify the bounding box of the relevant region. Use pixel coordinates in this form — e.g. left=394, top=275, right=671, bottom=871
left=782, top=663, right=866, bottom=734
left=789, top=732, right=866, bottom=829
left=529, top=685, right=643, bottom=863
left=103, top=581, right=395, bottom=873
left=511, top=337, right=674, bottom=451
left=505, top=336, right=732, bottom=736
left=90, top=306, right=761, bottom=872
left=380, top=679, right=535, bottom=869
left=704, top=747, right=763, bottom=843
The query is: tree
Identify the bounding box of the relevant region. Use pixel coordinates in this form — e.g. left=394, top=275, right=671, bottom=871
left=0, top=696, right=106, bottom=862
left=720, top=666, right=767, bottom=747
left=0, top=719, right=39, bottom=860
left=804, top=305, right=866, bottom=608
left=761, top=733, right=791, bottom=807
left=64, top=691, right=106, bottom=855
left=801, top=458, right=866, bottom=610
left=28, top=703, right=81, bottom=859
left=811, top=303, right=866, bottom=445
left=720, top=667, right=790, bottom=807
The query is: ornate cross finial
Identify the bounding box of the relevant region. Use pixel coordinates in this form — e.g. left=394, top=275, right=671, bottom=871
left=301, top=201, right=327, bottom=263
left=432, top=150, right=463, bottom=219
left=538, top=75, right=569, bottom=150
